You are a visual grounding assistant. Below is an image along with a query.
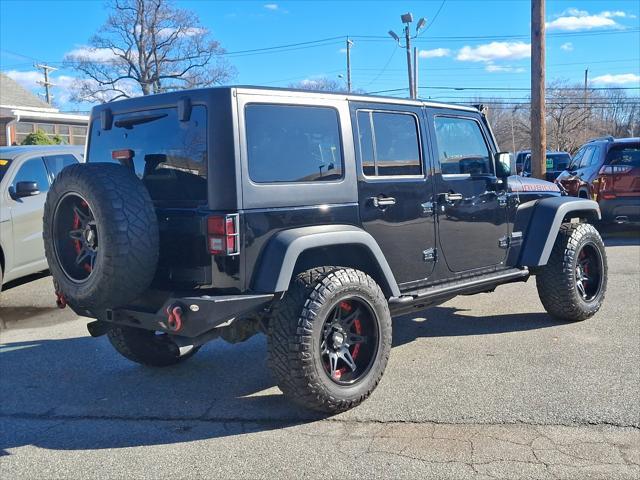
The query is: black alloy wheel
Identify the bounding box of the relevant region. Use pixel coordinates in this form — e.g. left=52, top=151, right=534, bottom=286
left=53, top=192, right=99, bottom=283
left=320, top=298, right=379, bottom=385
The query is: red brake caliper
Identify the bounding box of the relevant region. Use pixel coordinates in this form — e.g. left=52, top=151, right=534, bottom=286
left=333, top=301, right=362, bottom=380
left=73, top=201, right=92, bottom=273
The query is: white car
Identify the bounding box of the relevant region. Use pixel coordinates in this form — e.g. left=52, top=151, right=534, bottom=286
left=0, top=145, right=84, bottom=291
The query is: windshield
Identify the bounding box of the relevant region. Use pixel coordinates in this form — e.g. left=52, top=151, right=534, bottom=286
left=0, top=158, right=11, bottom=182
left=87, top=105, right=208, bottom=207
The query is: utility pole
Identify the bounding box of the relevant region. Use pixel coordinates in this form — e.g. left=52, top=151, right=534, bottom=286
left=34, top=63, right=57, bottom=105
left=413, top=47, right=419, bottom=99
left=530, top=0, right=546, bottom=180
left=346, top=38, right=353, bottom=93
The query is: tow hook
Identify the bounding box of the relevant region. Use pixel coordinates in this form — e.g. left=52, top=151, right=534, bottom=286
left=166, top=304, right=184, bottom=332
left=55, top=291, right=67, bottom=309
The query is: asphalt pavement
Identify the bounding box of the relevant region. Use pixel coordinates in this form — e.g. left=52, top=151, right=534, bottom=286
left=0, top=231, right=638, bottom=479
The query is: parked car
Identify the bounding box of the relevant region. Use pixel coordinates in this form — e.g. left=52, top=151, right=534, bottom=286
left=43, top=86, right=606, bottom=413
left=556, top=137, right=640, bottom=223
left=521, top=151, right=571, bottom=181
left=0, top=145, right=84, bottom=291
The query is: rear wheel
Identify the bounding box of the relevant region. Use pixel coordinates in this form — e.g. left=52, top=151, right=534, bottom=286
left=268, top=267, right=392, bottom=413
left=536, top=223, right=607, bottom=321
left=107, top=325, right=200, bottom=367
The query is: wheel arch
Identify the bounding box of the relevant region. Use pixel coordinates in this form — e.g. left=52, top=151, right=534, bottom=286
left=251, top=225, right=401, bottom=298
left=517, top=197, right=601, bottom=267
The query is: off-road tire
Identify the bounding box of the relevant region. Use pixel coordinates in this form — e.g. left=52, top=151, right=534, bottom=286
left=107, top=325, right=200, bottom=367
left=268, top=267, right=392, bottom=413
left=536, top=222, right=607, bottom=322
left=43, top=163, right=159, bottom=309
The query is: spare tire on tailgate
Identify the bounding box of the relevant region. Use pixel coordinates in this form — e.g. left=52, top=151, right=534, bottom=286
left=44, top=163, right=159, bottom=309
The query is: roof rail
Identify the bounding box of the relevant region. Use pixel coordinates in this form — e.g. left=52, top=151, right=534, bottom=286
left=588, top=135, right=614, bottom=143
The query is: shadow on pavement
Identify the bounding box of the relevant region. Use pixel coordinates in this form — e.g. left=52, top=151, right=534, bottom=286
left=0, top=307, right=565, bottom=453
left=1, top=271, right=50, bottom=292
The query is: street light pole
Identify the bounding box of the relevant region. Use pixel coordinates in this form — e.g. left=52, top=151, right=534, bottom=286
left=389, top=13, right=425, bottom=100
left=531, top=0, right=547, bottom=180
left=404, top=24, right=414, bottom=99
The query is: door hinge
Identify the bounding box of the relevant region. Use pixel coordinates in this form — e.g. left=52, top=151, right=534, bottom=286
left=423, top=248, right=437, bottom=262
left=498, top=231, right=523, bottom=249
left=498, top=236, right=510, bottom=249
left=497, top=193, right=508, bottom=207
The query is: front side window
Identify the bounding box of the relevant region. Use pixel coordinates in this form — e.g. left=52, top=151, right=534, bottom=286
left=43, top=154, right=78, bottom=179
left=357, top=110, right=421, bottom=177
left=434, top=117, right=492, bottom=175
left=579, top=146, right=598, bottom=168
left=88, top=105, right=207, bottom=206
left=12, top=157, right=50, bottom=194
left=246, top=104, right=343, bottom=183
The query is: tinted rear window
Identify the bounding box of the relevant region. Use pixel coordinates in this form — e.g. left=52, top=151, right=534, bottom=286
left=606, top=144, right=640, bottom=167
left=245, top=104, right=343, bottom=183
left=87, top=106, right=207, bottom=206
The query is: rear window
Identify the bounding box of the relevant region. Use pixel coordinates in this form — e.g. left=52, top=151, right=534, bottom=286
left=606, top=144, right=640, bottom=167
left=87, top=106, right=207, bottom=206
left=245, top=104, right=343, bottom=183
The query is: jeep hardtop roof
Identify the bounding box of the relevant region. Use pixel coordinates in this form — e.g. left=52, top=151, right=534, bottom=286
left=90, top=85, right=479, bottom=113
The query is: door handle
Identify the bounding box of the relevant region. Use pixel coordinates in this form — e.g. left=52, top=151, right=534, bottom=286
left=442, top=193, right=463, bottom=202
left=371, top=196, right=396, bottom=208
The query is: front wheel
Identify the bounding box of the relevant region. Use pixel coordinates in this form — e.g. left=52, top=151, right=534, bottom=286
left=268, top=267, right=392, bottom=413
left=536, top=222, right=607, bottom=322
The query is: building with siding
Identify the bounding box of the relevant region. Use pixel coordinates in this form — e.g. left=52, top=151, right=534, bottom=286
left=0, top=73, right=89, bottom=146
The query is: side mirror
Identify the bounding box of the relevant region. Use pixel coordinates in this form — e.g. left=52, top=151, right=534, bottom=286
left=13, top=181, right=40, bottom=198
left=494, top=152, right=512, bottom=178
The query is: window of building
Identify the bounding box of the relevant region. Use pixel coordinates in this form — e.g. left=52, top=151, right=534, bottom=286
left=245, top=104, right=343, bottom=183
left=357, top=110, right=422, bottom=177
left=433, top=116, right=492, bottom=175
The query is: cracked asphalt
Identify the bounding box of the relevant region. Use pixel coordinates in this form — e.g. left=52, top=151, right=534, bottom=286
left=1, top=231, right=638, bottom=479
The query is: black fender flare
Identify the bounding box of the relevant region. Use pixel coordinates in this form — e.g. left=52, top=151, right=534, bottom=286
left=517, top=196, right=601, bottom=267
left=251, top=224, right=401, bottom=297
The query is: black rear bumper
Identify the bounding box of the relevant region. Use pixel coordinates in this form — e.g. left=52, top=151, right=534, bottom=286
left=599, top=197, right=640, bottom=222
left=74, top=293, right=275, bottom=338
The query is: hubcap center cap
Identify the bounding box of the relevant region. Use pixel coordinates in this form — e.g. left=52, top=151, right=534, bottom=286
left=332, top=332, right=345, bottom=349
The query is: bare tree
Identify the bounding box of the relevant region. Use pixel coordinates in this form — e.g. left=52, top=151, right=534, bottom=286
left=289, top=77, right=348, bottom=92
left=65, top=0, right=235, bottom=102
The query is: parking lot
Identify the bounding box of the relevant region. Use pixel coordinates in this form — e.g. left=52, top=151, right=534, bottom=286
left=0, top=230, right=638, bottom=479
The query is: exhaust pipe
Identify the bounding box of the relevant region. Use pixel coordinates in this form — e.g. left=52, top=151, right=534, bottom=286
left=615, top=216, right=629, bottom=224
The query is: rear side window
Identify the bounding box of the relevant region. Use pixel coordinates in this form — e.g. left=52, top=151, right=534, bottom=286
left=434, top=116, right=492, bottom=175
left=88, top=106, right=207, bottom=206
left=245, top=104, right=343, bottom=183
left=43, top=154, right=78, bottom=178
left=606, top=145, right=640, bottom=167
left=357, top=110, right=421, bottom=177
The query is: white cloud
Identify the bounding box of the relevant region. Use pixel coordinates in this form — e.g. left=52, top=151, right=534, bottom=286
left=418, top=48, right=451, bottom=59
left=560, top=42, right=574, bottom=52
left=5, top=69, right=77, bottom=106
left=591, top=73, right=640, bottom=85
left=157, top=27, right=206, bottom=38
left=263, top=3, right=278, bottom=10
left=338, top=47, right=347, bottom=54
left=456, top=42, right=530, bottom=63
left=65, top=46, right=119, bottom=63
left=485, top=65, right=525, bottom=73
left=546, top=9, right=627, bottom=31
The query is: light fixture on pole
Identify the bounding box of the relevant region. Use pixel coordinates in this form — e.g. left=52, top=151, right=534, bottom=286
left=388, top=13, right=426, bottom=99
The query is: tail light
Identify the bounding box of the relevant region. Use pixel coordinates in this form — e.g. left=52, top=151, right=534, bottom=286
left=207, top=214, right=239, bottom=255
left=599, top=165, right=632, bottom=175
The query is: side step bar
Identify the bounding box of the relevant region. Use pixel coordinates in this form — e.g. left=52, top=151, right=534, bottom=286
left=389, top=268, right=529, bottom=316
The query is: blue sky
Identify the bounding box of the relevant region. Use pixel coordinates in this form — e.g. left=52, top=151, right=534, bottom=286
left=1, top=0, right=639, bottom=110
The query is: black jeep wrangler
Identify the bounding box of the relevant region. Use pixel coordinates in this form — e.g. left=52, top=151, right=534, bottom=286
left=44, top=86, right=607, bottom=412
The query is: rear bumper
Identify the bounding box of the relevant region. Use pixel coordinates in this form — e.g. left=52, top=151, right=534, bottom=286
left=74, top=293, right=275, bottom=338
left=599, top=197, right=640, bottom=222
